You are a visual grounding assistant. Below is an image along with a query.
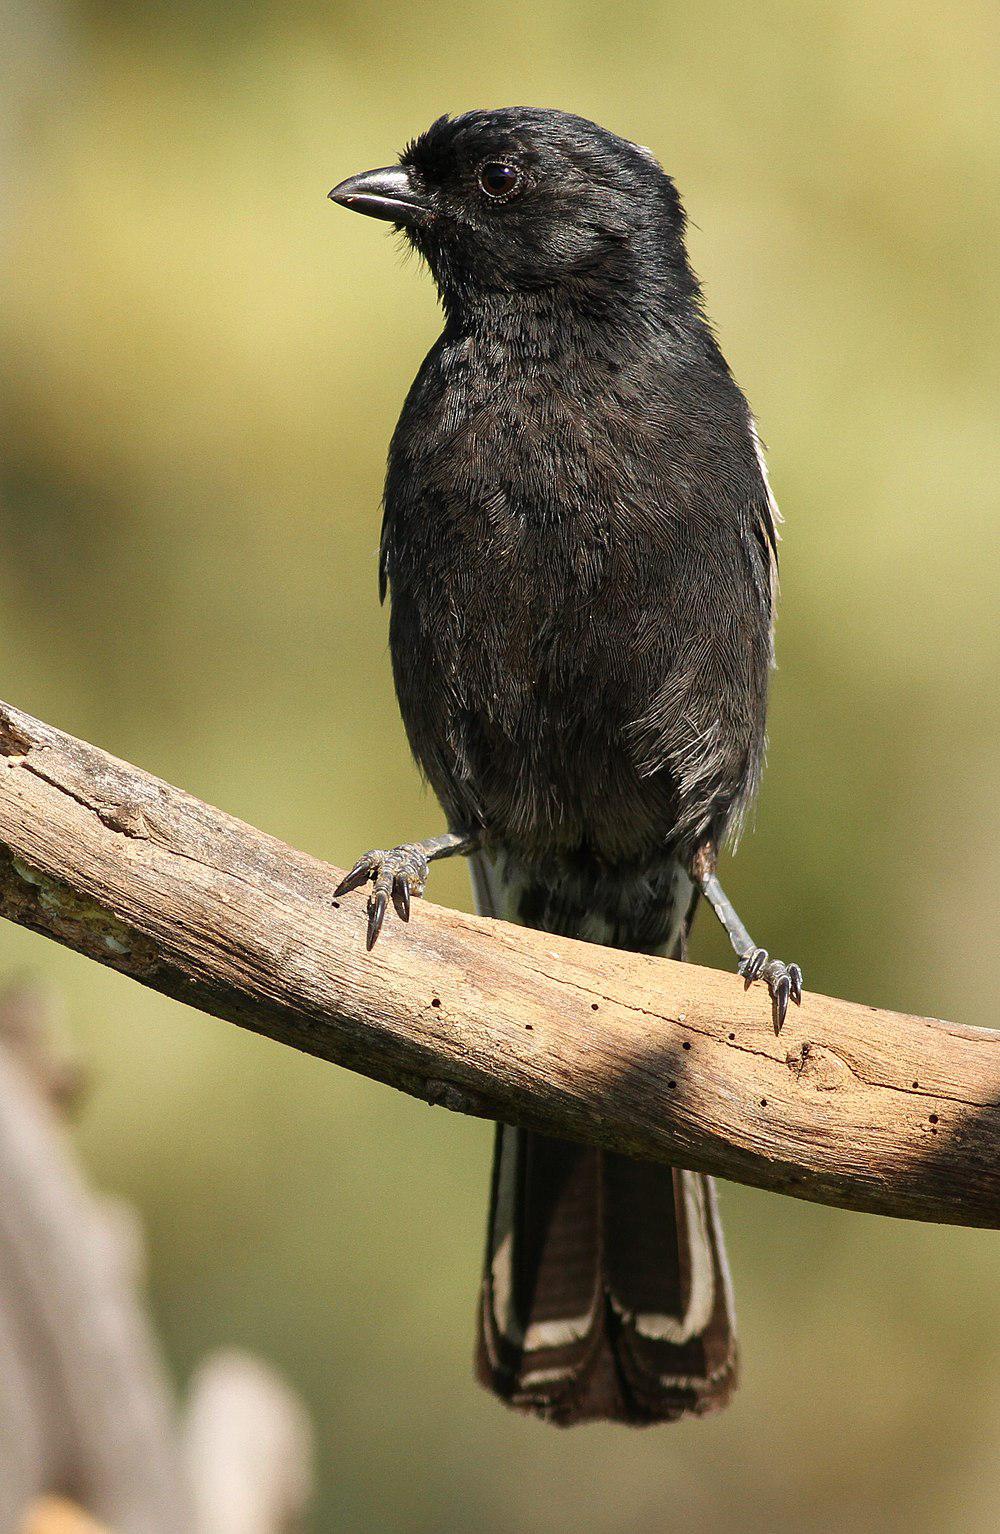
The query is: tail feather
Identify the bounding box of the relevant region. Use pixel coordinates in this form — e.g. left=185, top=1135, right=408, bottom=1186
left=470, top=853, right=738, bottom=1425
left=606, top=1159, right=737, bottom=1418
left=476, top=1130, right=737, bottom=1424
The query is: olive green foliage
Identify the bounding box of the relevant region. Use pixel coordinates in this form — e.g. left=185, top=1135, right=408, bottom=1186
left=1, top=1, right=997, bottom=1529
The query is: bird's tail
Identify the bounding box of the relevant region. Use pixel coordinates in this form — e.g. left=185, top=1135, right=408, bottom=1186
left=469, top=854, right=738, bottom=1425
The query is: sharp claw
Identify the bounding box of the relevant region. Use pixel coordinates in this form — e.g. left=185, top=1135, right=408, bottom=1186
left=335, top=861, right=373, bottom=898
left=392, top=875, right=411, bottom=922
left=366, top=889, right=388, bottom=949
left=773, top=974, right=790, bottom=1030
left=338, top=844, right=428, bottom=946
left=789, top=965, right=803, bottom=1006
left=742, top=948, right=767, bottom=982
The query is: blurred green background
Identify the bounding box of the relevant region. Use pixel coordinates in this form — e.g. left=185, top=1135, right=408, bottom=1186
left=2, top=0, right=998, bottom=1528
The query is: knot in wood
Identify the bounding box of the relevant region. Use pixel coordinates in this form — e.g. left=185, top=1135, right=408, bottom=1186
left=425, top=1078, right=478, bottom=1114
left=786, top=1040, right=856, bottom=1093
left=0, top=714, right=33, bottom=758
left=98, top=801, right=152, bottom=838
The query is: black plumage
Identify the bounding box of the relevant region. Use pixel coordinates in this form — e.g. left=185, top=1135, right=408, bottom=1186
left=330, top=107, right=800, bottom=1424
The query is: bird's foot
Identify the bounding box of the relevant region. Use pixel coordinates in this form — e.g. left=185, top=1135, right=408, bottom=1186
left=738, top=948, right=803, bottom=1032
left=334, top=845, right=430, bottom=950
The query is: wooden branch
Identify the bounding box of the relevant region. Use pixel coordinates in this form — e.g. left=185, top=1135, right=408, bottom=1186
left=0, top=700, right=995, bottom=1228
left=0, top=991, right=193, bottom=1534
left=0, top=983, right=314, bottom=1534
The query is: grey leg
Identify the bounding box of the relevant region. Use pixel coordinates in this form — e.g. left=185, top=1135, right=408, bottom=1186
left=335, top=830, right=480, bottom=949
left=696, top=869, right=803, bottom=1030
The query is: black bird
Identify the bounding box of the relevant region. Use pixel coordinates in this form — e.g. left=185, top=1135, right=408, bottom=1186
left=329, top=108, right=801, bottom=1426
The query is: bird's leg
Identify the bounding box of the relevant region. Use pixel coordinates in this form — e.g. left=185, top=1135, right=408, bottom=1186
left=689, top=845, right=803, bottom=1031
left=335, top=830, right=480, bottom=950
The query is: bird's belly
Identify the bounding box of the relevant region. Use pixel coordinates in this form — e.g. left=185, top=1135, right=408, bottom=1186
left=389, top=506, right=754, bottom=872
left=443, top=639, right=673, bottom=870
left=471, top=847, right=693, bottom=955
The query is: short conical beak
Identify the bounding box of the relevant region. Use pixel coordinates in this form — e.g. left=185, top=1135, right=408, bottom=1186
left=328, top=165, right=431, bottom=226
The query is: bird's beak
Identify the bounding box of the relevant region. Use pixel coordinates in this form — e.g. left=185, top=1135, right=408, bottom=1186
left=328, top=165, right=431, bottom=227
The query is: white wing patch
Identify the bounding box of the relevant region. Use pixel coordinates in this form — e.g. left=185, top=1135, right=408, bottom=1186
left=749, top=416, right=781, bottom=644
left=629, top=140, right=662, bottom=168
left=749, top=417, right=782, bottom=534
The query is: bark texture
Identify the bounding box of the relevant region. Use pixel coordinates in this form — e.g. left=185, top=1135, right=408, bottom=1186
left=0, top=700, right=995, bottom=1228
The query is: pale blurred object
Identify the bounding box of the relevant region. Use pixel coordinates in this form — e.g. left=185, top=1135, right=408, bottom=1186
left=183, top=1354, right=314, bottom=1534
left=23, top=1497, right=113, bottom=1533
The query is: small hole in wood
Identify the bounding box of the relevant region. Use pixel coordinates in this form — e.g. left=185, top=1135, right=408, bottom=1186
left=431, top=997, right=441, bottom=1008
left=332, top=901, right=340, bottom=910
left=668, top=1080, right=676, bottom=1089
left=912, top=1080, right=919, bottom=1089
left=928, top=1113, right=938, bottom=1124
left=525, top=1024, right=533, bottom=1031
left=728, top=1033, right=736, bottom=1041
left=591, top=1003, right=599, bottom=1011
left=682, top=1041, right=691, bottom=1050
left=760, top=1098, right=768, bottom=1107
left=931, top=1126, right=938, bottom=1135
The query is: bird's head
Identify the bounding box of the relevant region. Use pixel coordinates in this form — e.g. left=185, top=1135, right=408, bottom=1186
left=329, top=108, right=696, bottom=318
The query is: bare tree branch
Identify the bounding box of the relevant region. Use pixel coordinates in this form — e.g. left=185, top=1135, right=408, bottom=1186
left=0, top=992, right=192, bottom=1534
left=0, top=983, right=314, bottom=1534
left=0, top=700, right=995, bottom=1228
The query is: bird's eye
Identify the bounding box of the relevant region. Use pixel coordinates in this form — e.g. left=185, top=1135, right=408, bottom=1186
left=477, top=161, right=521, bottom=200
